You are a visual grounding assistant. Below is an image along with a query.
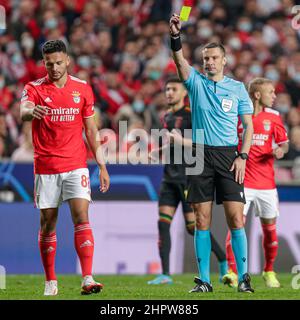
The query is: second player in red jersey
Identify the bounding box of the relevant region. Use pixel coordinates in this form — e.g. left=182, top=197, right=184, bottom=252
left=223, top=78, right=289, bottom=289
left=237, top=106, right=288, bottom=189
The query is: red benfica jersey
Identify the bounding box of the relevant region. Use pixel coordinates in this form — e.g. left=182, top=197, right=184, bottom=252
left=21, top=75, right=95, bottom=174
left=238, top=107, right=288, bottom=189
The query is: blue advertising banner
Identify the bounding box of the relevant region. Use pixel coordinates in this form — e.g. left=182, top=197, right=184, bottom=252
left=0, top=162, right=300, bottom=202
left=0, top=203, right=77, bottom=274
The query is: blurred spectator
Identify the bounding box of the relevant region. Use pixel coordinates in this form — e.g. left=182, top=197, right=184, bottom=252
left=11, top=121, right=33, bottom=162
left=274, top=93, right=292, bottom=116
left=292, top=157, right=300, bottom=180
left=286, top=108, right=300, bottom=129
left=5, top=100, right=23, bottom=146
left=0, top=109, right=16, bottom=157
left=0, top=136, right=5, bottom=160
left=0, top=73, right=14, bottom=110
left=284, top=126, right=300, bottom=161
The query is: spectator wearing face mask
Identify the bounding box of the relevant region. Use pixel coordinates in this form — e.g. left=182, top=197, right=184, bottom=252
left=274, top=93, right=292, bottom=117
left=264, top=64, right=286, bottom=94
left=285, top=53, right=300, bottom=107
left=236, top=16, right=253, bottom=44
left=0, top=109, right=17, bottom=157
left=0, top=74, right=14, bottom=111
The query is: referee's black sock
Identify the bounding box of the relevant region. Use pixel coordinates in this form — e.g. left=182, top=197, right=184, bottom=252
left=210, top=233, right=227, bottom=262
left=158, top=213, right=172, bottom=275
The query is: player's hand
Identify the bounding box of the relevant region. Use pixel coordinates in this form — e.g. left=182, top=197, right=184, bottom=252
left=230, top=157, right=246, bottom=184
left=99, top=166, right=110, bottom=193
left=32, top=105, right=48, bottom=120
left=273, top=147, right=285, bottom=159
left=170, top=13, right=181, bottom=36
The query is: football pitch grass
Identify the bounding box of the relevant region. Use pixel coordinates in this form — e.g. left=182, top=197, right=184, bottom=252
left=0, top=273, right=299, bottom=300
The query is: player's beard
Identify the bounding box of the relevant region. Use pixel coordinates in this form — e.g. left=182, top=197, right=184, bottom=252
left=49, top=69, right=67, bottom=82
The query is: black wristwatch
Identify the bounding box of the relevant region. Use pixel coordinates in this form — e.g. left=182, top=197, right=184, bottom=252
left=238, top=152, right=249, bottom=160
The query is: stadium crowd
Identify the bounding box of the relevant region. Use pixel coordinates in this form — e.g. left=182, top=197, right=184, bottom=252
left=0, top=0, right=300, bottom=180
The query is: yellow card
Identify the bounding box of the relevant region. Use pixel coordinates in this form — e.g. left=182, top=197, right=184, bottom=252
left=180, top=6, right=192, bottom=21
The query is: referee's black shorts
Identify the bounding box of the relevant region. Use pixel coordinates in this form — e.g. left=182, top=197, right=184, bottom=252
left=186, top=145, right=246, bottom=205
left=158, top=181, right=193, bottom=213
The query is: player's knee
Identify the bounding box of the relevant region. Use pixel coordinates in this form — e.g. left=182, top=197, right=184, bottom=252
left=73, top=216, right=89, bottom=225
left=71, top=209, right=89, bottom=225
left=40, top=216, right=56, bottom=233
left=195, top=212, right=210, bottom=229
left=40, top=221, right=56, bottom=234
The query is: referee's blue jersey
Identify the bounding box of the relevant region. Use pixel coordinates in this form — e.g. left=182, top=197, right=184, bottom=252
left=184, top=67, right=253, bottom=146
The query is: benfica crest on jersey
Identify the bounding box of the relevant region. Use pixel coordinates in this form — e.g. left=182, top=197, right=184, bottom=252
left=263, top=119, right=271, bottom=131
left=72, top=91, right=81, bottom=104
left=221, top=98, right=233, bottom=112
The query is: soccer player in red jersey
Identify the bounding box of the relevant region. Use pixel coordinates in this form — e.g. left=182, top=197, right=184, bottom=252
left=223, top=78, right=289, bottom=288
left=20, top=40, right=110, bottom=296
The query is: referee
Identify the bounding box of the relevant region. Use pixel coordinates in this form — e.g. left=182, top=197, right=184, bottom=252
left=147, top=77, right=229, bottom=285
left=169, top=14, right=254, bottom=293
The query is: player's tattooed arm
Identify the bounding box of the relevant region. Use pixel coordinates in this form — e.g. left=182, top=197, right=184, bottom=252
left=20, top=101, right=48, bottom=121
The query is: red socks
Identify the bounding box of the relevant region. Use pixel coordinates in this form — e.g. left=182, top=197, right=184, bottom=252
left=38, top=231, right=57, bottom=281
left=225, top=231, right=237, bottom=274
left=74, top=223, right=94, bottom=277
left=262, top=223, right=278, bottom=272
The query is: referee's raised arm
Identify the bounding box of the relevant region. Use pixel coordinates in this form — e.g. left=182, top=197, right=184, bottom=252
left=169, top=14, right=191, bottom=82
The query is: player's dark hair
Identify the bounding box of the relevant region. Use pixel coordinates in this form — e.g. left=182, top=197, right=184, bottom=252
left=165, top=77, right=183, bottom=86
left=42, top=40, right=67, bottom=56
left=201, top=42, right=226, bottom=56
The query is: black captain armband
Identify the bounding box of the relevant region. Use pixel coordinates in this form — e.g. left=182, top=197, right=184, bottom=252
left=170, top=33, right=182, bottom=52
